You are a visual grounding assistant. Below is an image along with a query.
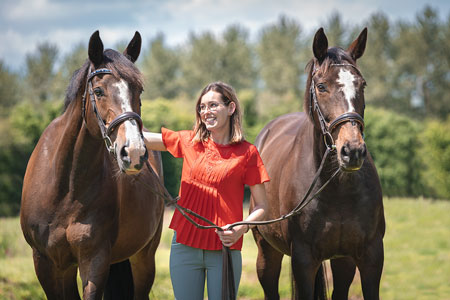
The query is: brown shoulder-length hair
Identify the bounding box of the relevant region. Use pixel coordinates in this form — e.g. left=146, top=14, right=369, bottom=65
left=192, top=81, right=244, bottom=144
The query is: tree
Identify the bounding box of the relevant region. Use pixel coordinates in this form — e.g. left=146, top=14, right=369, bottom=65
left=52, top=43, right=87, bottom=102
left=256, top=15, right=304, bottom=96
left=24, top=42, right=59, bottom=102
left=391, top=6, right=449, bottom=119
left=359, top=12, right=396, bottom=108
left=420, top=117, right=450, bottom=199
left=322, top=12, right=346, bottom=47
left=141, top=33, right=181, bottom=99
left=218, top=24, right=256, bottom=91
left=180, top=31, right=222, bottom=96
left=0, top=60, right=21, bottom=116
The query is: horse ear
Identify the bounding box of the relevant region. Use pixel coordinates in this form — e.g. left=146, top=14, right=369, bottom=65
left=313, top=28, right=328, bottom=63
left=123, top=31, right=142, bottom=63
left=347, top=28, right=367, bottom=61
left=88, top=31, right=104, bottom=67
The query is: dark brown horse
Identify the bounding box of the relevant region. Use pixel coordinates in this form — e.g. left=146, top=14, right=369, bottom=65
left=251, top=28, right=385, bottom=300
left=20, top=31, right=164, bottom=300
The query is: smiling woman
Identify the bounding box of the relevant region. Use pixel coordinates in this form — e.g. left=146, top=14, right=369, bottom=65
left=143, top=81, right=270, bottom=300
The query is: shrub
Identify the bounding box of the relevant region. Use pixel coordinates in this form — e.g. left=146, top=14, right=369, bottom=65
left=364, top=106, right=425, bottom=197
left=419, top=117, right=450, bottom=199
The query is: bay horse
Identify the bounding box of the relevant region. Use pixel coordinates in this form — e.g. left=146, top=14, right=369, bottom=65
left=20, top=31, right=164, bottom=300
left=251, top=28, right=385, bottom=299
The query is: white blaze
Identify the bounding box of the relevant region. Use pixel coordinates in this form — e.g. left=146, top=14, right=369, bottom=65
left=113, top=80, right=142, bottom=145
left=337, top=69, right=356, bottom=112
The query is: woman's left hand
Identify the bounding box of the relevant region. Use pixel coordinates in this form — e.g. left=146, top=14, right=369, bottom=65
left=215, top=224, right=247, bottom=247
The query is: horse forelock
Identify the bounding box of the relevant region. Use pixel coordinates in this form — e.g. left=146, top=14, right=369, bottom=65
left=63, top=49, right=143, bottom=112
left=103, top=49, right=144, bottom=92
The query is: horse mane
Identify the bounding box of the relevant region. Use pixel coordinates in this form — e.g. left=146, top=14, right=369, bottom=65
left=303, top=47, right=356, bottom=117
left=63, top=49, right=144, bottom=112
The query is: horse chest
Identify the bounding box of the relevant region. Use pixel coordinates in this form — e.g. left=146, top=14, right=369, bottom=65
left=299, top=202, right=372, bottom=258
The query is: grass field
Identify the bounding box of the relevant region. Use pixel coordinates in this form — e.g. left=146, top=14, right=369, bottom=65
left=1, top=198, right=449, bottom=299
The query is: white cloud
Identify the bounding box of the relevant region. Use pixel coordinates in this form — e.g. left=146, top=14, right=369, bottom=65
left=1, top=0, right=449, bottom=71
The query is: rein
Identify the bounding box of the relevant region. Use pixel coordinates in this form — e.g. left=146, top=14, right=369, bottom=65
left=84, top=66, right=353, bottom=299
left=136, top=144, right=339, bottom=300
left=82, top=67, right=144, bottom=155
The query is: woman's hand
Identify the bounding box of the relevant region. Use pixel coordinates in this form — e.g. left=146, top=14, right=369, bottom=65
left=215, top=183, right=267, bottom=247
left=215, top=224, right=248, bottom=247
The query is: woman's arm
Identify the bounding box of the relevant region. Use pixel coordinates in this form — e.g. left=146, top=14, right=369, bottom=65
left=216, top=183, right=267, bottom=247
left=143, top=131, right=167, bottom=151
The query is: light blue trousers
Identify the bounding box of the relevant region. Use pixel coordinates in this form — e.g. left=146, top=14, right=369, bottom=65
left=169, top=232, right=242, bottom=300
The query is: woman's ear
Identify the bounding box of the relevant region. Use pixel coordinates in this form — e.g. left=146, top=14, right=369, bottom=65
left=228, top=102, right=236, bottom=116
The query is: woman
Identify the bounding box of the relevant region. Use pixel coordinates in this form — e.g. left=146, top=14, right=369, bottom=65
left=143, top=82, right=269, bottom=300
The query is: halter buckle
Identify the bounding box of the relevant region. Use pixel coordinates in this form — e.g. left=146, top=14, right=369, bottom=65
left=323, top=132, right=336, bottom=151
left=104, top=136, right=115, bottom=155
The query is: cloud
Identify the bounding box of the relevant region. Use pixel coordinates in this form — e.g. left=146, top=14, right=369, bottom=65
left=0, top=0, right=449, bottom=71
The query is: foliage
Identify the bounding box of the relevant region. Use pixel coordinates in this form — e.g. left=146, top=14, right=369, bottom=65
left=0, top=5, right=449, bottom=216
left=364, top=106, right=425, bottom=197
left=141, top=33, right=181, bottom=99
left=180, top=25, right=256, bottom=97
left=24, top=42, right=59, bottom=103
left=256, top=15, right=304, bottom=97
left=52, top=43, right=87, bottom=102
left=0, top=100, right=62, bottom=216
left=419, top=117, right=450, bottom=199
left=0, top=60, right=21, bottom=115
left=141, top=98, right=194, bottom=196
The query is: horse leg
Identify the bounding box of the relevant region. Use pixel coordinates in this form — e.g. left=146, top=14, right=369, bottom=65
left=78, top=247, right=111, bottom=300
left=253, top=228, right=284, bottom=300
left=356, top=238, right=384, bottom=300
left=129, top=219, right=163, bottom=299
left=32, top=248, right=80, bottom=300
left=290, top=243, right=321, bottom=300
left=330, top=257, right=356, bottom=300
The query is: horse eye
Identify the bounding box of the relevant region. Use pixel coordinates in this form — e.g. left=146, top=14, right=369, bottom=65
left=317, top=83, right=326, bottom=92
left=94, top=88, right=103, bottom=97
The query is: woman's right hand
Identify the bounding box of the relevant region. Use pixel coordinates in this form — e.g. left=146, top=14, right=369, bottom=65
left=216, top=224, right=247, bottom=247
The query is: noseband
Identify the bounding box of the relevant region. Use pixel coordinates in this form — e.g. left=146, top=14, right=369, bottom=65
left=309, top=63, right=365, bottom=149
left=82, top=68, right=143, bottom=155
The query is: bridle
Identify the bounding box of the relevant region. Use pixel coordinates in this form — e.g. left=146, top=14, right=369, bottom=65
left=309, top=63, right=365, bottom=150
left=82, top=67, right=144, bottom=155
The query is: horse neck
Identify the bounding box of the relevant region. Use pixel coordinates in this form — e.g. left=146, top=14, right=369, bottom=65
left=56, top=95, right=111, bottom=188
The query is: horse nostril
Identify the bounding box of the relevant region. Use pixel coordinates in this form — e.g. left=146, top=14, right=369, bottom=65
left=120, top=146, right=131, bottom=163
left=340, top=143, right=351, bottom=162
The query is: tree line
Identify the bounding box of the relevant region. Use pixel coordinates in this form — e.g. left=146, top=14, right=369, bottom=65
left=0, top=6, right=449, bottom=216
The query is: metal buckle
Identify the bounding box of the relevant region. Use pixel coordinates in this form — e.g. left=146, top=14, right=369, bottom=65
left=103, top=136, right=115, bottom=154
left=323, top=132, right=336, bottom=151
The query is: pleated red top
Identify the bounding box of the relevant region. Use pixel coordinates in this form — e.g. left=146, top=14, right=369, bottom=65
left=162, top=128, right=270, bottom=250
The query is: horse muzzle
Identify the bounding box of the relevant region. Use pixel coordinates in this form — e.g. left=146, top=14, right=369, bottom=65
left=338, top=140, right=367, bottom=172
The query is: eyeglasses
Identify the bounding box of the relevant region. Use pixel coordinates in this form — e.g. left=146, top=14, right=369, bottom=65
left=197, top=101, right=225, bottom=114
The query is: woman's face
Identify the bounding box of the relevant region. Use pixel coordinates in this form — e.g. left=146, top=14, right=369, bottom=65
left=198, top=91, right=235, bottom=133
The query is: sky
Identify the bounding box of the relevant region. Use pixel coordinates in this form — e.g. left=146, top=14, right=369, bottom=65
left=1, top=0, right=449, bottom=72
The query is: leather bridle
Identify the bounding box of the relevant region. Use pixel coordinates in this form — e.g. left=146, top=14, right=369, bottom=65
left=309, top=63, right=365, bottom=150
left=82, top=67, right=144, bottom=155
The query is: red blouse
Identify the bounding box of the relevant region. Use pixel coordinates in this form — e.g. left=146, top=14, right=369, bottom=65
left=162, top=128, right=270, bottom=250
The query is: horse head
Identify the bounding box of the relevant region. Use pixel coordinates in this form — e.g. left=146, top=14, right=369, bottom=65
left=305, top=27, right=368, bottom=172
left=85, top=31, right=147, bottom=174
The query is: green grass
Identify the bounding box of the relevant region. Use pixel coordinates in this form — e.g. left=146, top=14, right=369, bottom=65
left=1, top=198, right=449, bottom=299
